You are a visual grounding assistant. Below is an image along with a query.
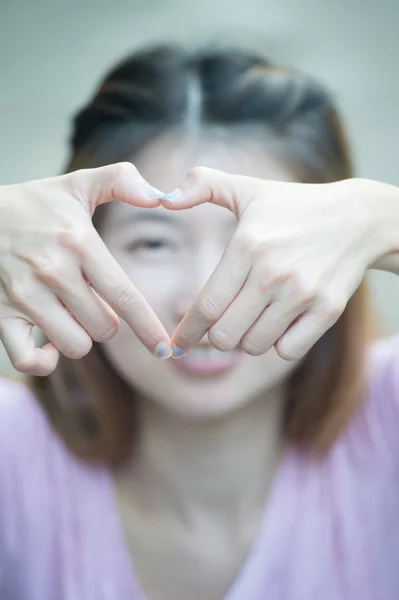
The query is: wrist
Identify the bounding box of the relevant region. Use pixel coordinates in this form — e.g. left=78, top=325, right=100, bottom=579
left=356, top=178, right=399, bottom=272
left=0, top=185, right=10, bottom=220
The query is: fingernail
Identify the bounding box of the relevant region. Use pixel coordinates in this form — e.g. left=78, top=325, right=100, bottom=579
left=160, top=188, right=183, bottom=203
left=171, top=344, right=186, bottom=359
left=155, top=341, right=172, bottom=359
left=147, top=186, right=165, bottom=200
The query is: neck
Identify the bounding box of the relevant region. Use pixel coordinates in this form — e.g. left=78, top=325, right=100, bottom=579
left=119, top=388, right=286, bottom=526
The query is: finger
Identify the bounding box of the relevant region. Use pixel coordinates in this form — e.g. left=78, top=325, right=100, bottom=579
left=240, top=295, right=308, bottom=357
left=207, top=263, right=274, bottom=351
left=275, top=299, right=344, bottom=361
left=23, top=291, right=94, bottom=360
left=82, top=236, right=172, bottom=358
left=0, top=318, right=59, bottom=376
left=160, top=166, right=264, bottom=217
left=21, top=245, right=120, bottom=345
left=55, top=276, right=120, bottom=343
left=67, top=162, right=165, bottom=213
left=171, top=237, right=252, bottom=355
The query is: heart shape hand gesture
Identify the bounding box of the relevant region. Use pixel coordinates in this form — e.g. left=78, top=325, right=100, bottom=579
left=0, top=163, right=381, bottom=375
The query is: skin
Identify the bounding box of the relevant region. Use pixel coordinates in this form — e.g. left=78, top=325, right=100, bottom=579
left=0, top=165, right=173, bottom=375
left=2, top=129, right=399, bottom=599
left=102, top=132, right=300, bottom=419
left=102, top=132, right=301, bottom=600
left=101, top=132, right=399, bottom=600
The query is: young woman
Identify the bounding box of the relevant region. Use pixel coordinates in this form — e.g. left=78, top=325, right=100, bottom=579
left=1, top=45, right=399, bottom=600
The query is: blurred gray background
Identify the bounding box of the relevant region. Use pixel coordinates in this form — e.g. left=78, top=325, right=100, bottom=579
left=1, top=0, right=398, bottom=374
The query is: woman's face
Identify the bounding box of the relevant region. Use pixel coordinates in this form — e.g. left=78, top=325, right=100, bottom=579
left=101, top=132, right=300, bottom=419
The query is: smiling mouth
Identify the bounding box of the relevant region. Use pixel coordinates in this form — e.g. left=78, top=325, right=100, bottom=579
left=170, top=346, right=244, bottom=376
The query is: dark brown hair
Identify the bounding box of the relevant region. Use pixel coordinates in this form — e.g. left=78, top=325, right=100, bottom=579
left=31, top=45, right=375, bottom=464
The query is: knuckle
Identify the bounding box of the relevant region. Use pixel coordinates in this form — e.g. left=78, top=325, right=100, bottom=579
left=319, top=295, right=346, bottom=322
left=262, top=265, right=288, bottom=287
left=251, top=240, right=270, bottom=260
left=275, top=338, right=302, bottom=362
left=187, top=166, right=210, bottom=184
left=197, top=297, right=220, bottom=324
left=58, top=223, right=91, bottom=254
left=257, top=276, right=270, bottom=295
left=12, top=353, right=35, bottom=374
left=208, top=327, right=236, bottom=351
left=32, top=254, right=68, bottom=286
left=65, top=336, right=92, bottom=359
left=114, top=161, right=138, bottom=180
left=7, top=279, right=34, bottom=307
left=92, top=317, right=120, bottom=342
left=235, top=229, right=269, bottom=260
left=256, top=264, right=288, bottom=295
left=110, top=163, right=139, bottom=201
left=234, top=229, right=254, bottom=252
left=113, top=285, right=137, bottom=313
left=239, top=336, right=266, bottom=356
left=291, top=273, right=317, bottom=303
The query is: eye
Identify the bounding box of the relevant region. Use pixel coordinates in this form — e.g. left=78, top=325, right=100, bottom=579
left=125, top=237, right=174, bottom=256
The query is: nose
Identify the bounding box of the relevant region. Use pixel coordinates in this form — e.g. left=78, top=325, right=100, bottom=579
left=174, top=244, right=223, bottom=323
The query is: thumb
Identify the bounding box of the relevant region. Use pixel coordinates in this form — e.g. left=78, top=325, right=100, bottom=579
left=67, top=162, right=165, bottom=214
left=159, top=167, right=261, bottom=218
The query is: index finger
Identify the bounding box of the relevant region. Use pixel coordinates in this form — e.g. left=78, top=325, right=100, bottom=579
left=160, top=167, right=261, bottom=218
left=170, top=236, right=251, bottom=356
left=82, top=234, right=172, bottom=358
left=65, top=162, right=165, bottom=214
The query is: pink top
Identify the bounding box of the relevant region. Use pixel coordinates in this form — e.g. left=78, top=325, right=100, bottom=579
left=1, top=336, right=399, bottom=600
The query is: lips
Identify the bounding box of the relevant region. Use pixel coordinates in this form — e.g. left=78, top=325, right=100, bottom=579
left=170, top=346, right=243, bottom=376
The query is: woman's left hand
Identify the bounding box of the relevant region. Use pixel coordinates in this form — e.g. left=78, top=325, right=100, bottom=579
left=161, top=169, right=389, bottom=360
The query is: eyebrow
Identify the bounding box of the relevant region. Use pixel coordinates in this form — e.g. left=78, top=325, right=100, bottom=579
left=113, top=208, right=238, bottom=233
left=114, top=210, right=179, bottom=228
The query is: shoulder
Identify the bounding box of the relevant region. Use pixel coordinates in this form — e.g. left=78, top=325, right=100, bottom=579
left=0, top=376, right=56, bottom=458
left=0, top=374, right=109, bottom=494
left=342, top=334, right=399, bottom=468
left=0, top=377, right=61, bottom=572
left=0, top=376, right=111, bottom=593
left=368, top=333, right=399, bottom=382
left=0, top=375, right=44, bottom=423
left=365, top=333, right=399, bottom=419
left=0, top=375, right=92, bottom=515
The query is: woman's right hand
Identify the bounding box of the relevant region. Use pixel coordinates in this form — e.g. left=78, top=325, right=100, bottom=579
left=0, top=163, right=172, bottom=376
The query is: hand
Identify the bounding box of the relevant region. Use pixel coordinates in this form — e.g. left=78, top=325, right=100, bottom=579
left=0, top=163, right=172, bottom=376
left=162, top=169, right=379, bottom=361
